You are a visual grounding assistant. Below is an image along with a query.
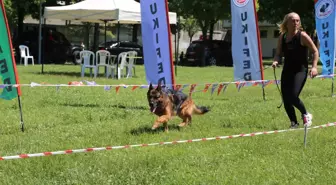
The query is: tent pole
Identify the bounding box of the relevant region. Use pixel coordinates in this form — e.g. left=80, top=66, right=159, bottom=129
left=104, top=20, right=107, bottom=75
left=38, top=1, right=43, bottom=65
left=41, top=18, right=46, bottom=74
left=117, top=21, right=120, bottom=42
left=116, top=21, right=120, bottom=79
left=104, top=20, right=107, bottom=49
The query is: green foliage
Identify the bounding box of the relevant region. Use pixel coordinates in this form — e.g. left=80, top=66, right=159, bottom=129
left=255, top=0, right=259, bottom=11
left=100, top=30, right=114, bottom=39
left=10, top=0, right=40, bottom=18
left=7, top=0, right=79, bottom=25
left=169, top=0, right=230, bottom=40
left=258, top=0, right=316, bottom=34
left=180, top=16, right=199, bottom=43
left=3, top=0, right=16, bottom=25
left=168, top=0, right=184, bottom=16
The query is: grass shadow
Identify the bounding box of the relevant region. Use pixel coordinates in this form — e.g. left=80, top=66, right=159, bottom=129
left=31, top=71, right=140, bottom=79
left=130, top=124, right=181, bottom=135
left=32, top=71, right=81, bottom=77
left=108, top=104, right=148, bottom=110
left=61, top=103, right=100, bottom=108
left=61, top=103, right=148, bottom=110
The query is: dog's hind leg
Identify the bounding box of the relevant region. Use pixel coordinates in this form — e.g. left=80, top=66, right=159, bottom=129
left=163, top=122, right=168, bottom=132
left=178, top=115, right=192, bottom=127
left=187, top=116, right=192, bottom=126
left=178, top=117, right=188, bottom=127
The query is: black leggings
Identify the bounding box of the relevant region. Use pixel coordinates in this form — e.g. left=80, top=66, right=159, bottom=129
left=280, top=70, right=308, bottom=123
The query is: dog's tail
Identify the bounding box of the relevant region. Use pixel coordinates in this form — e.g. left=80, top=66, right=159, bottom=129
left=193, top=105, right=210, bottom=115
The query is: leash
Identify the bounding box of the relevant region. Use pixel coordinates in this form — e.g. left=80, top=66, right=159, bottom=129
left=273, top=67, right=283, bottom=108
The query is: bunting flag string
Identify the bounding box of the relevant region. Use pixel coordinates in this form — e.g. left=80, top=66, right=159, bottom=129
left=203, top=84, right=211, bottom=93
left=211, top=83, right=218, bottom=95
left=189, top=84, right=197, bottom=96
left=0, top=74, right=335, bottom=96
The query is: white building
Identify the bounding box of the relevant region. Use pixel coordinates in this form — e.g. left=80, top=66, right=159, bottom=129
left=222, top=20, right=279, bottom=58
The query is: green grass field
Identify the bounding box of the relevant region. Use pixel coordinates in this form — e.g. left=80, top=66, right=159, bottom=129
left=1, top=64, right=336, bottom=184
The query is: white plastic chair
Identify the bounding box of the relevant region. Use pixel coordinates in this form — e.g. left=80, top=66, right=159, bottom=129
left=109, top=55, right=117, bottom=78
left=95, top=50, right=112, bottom=78
left=80, top=50, right=97, bottom=78
left=19, top=45, right=34, bottom=66
left=116, top=52, right=129, bottom=79
left=126, top=51, right=137, bottom=78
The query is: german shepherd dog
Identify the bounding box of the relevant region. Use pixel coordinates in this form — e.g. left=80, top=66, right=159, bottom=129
left=147, top=83, right=209, bottom=132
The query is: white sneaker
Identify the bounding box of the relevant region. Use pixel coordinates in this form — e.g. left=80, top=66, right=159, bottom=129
left=303, top=113, right=313, bottom=127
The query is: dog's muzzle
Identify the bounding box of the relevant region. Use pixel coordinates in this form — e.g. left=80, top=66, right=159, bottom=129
left=149, top=102, right=157, bottom=113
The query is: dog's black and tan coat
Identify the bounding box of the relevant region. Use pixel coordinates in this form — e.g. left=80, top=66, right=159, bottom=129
left=147, top=83, right=209, bottom=132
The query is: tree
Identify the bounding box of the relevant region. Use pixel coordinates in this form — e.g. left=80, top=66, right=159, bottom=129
left=181, top=16, right=199, bottom=43
left=4, top=0, right=16, bottom=28
left=169, top=0, right=231, bottom=41
left=9, top=0, right=35, bottom=40
left=7, top=0, right=79, bottom=42
left=258, top=0, right=316, bottom=34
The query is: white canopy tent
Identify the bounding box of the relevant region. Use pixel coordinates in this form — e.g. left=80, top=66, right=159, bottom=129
left=42, top=0, right=177, bottom=53
left=43, top=0, right=177, bottom=24
left=40, top=0, right=178, bottom=76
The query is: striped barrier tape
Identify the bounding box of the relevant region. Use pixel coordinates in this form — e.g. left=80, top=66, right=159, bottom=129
left=0, top=122, right=335, bottom=161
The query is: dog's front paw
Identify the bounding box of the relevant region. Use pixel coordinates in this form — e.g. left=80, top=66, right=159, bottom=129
left=151, top=124, right=159, bottom=130
left=152, top=122, right=160, bottom=130
left=178, top=122, right=186, bottom=127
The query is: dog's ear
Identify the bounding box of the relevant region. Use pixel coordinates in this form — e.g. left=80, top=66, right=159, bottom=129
left=156, top=81, right=162, bottom=91
left=148, top=83, right=153, bottom=90
left=147, top=83, right=153, bottom=97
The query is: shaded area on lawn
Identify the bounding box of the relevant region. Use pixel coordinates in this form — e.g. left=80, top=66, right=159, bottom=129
left=61, top=103, right=148, bottom=110
left=130, top=124, right=181, bottom=135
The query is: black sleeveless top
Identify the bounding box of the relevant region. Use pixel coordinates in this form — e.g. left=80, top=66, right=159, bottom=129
left=282, top=31, right=308, bottom=72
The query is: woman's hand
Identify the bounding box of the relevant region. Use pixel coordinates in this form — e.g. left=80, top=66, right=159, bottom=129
left=272, top=61, right=278, bottom=68
left=310, top=67, right=318, bottom=78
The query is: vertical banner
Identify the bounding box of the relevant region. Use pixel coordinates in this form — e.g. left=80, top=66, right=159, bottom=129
left=0, top=0, right=21, bottom=100
left=140, top=0, right=175, bottom=88
left=314, top=0, right=336, bottom=75
left=231, top=0, right=263, bottom=81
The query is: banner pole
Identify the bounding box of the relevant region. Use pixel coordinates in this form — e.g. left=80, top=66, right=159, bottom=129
left=252, top=0, right=265, bottom=101
left=262, top=84, right=266, bottom=101
left=332, top=77, right=335, bottom=97
left=17, top=96, right=24, bottom=132
left=174, top=29, right=177, bottom=76
left=164, top=0, right=176, bottom=88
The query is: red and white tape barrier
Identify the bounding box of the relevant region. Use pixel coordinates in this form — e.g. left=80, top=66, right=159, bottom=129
left=0, top=122, right=335, bottom=161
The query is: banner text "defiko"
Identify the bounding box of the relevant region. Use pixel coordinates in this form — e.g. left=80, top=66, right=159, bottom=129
left=150, top=2, right=166, bottom=85
left=0, top=45, right=13, bottom=92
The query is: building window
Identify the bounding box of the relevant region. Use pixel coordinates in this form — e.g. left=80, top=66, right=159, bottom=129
left=260, top=30, right=267, bottom=38
left=273, top=30, right=280, bottom=38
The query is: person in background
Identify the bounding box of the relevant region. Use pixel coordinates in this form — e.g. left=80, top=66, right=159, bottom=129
left=179, top=51, right=184, bottom=64
left=81, top=41, right=85, bottom=50
left=272, top=12, right=319, bottom=129
left=48, top=30, right=55, bottom=42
